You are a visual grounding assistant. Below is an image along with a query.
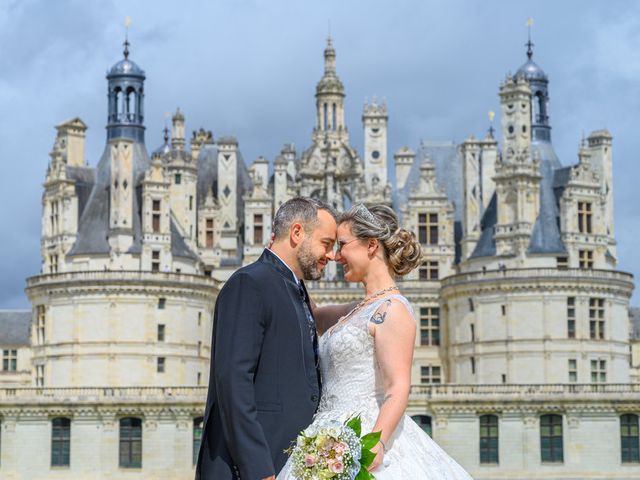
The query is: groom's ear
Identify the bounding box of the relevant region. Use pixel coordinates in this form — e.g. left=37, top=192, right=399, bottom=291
left=289, top=222, right=305, bottom=247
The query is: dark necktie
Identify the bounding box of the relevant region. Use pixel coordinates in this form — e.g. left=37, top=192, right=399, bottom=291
left=298, top=280, right=319, bottom=367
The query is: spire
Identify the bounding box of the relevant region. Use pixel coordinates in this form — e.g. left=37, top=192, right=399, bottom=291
left=123, top=16, right=132, bottom=59
left=526, top=17, right=534, bottom=60
left=324, top=35, right=336, bottom=75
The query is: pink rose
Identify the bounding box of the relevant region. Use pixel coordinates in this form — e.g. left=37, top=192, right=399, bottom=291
left=304, top=454, right=316, bottom=467
left=330, top=461, right=344, bottom=473
left=334, top=441, right=348, bottom=454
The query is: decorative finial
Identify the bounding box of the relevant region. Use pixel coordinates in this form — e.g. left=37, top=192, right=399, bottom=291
left=488, top=110, right=495, bottom=138
left=526, top=17, right=534, bottom=59
left=123, top=16, right=132, bottom=59
left=163, top=112, right=170, bottom=144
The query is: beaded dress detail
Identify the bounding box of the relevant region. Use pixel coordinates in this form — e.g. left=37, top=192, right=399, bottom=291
left=277, top=295, right=473, bottom=479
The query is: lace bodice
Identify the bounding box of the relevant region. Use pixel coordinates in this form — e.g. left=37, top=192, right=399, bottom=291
left=315, top=295, right=413, bottom=426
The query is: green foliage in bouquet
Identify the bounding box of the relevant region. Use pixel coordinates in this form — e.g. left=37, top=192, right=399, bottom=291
left=345, top=416, right=381, bottom=480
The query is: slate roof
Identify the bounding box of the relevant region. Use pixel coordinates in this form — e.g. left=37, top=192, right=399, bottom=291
left=396, top=141, right=463, bottom=222
left=470, top=140, right=567, bottom=258
left=0, top=310, right=31, bottom=346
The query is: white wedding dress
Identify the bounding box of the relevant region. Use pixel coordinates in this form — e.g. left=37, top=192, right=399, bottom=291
left=278, top=295, right=473, bottom=479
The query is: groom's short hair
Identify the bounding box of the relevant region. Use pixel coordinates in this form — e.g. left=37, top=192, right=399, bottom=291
left=272, top=197, right=336, bottom=240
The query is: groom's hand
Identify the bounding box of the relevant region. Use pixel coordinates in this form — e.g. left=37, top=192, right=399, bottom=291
left=262, top=476, right=276, bottom=480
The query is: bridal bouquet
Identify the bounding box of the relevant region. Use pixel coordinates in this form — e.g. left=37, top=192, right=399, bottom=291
left=288, top=415, right=381, bottom=480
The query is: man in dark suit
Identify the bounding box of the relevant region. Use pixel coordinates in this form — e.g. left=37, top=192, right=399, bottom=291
left=196, top=197, right=337, bottom=480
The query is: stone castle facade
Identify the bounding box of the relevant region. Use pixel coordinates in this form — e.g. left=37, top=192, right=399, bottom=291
left=0, top=33, right=638, bottom=479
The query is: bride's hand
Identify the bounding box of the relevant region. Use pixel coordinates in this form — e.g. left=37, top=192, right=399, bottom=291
left=367, top=442, right=384, bottom=472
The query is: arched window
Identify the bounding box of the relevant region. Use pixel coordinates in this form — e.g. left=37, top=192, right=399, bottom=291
left=51, top=417, right=71, bottom=467
left=332, top=103, right=337, bottom=131
left=411, top=415, right=432, bottom=437
left=323, top=103, right=328, bottom=130
left=193, top=417, right=204, bottom=465
left=114, top=87, right=122, bottom=120
left=119, top=417, right=142, bottom=468
left=125, top=87, right=136, bottom=121
left=540, top=414, right=563, bottom=463
left=621, top=414, right=640, bottom=463
left=479, top=415, right=499, bottom=464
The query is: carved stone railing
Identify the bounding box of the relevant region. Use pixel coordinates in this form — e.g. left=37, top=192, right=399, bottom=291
left=441, top=268, right=634, bottom=287
left=26, top=271, right=217, bottom=288
left=2, top=384, right=639, bottom=404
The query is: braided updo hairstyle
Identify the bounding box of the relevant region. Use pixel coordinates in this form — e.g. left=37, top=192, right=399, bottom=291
left=339, top=204, right=422, bottom=276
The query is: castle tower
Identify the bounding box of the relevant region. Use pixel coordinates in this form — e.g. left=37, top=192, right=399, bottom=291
left=141, top=153, right=172, bottom=272
left=493, top=74, right=541, bottom=257
left=314, top=37, right=347, bottom=144
left=362, top=98, right=390, bottom=203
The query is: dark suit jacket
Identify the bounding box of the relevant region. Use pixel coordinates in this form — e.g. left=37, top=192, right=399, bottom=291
left=195, top=249, right=320, bottom=480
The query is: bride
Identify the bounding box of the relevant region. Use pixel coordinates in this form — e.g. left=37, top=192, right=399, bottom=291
left=277, top=204, right=473, bottom=479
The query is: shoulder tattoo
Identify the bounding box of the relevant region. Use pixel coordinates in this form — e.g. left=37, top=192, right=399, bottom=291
left=370, top=299, right=392, bottom=325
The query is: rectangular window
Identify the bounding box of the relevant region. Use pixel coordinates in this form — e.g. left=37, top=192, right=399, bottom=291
left=591, top=359, right=606, bottom=383
left=2, top=350, right=17, bottom=372
left=568, top=359, right=577, bottom=383
left=157, top=357, right=166, bottom=373
left=419, top=260, right=439, bottom=280
left=589, top=298, right=605, bottom=339
left=470, top=324, right=475, bottom=342
left=420, top=366, right=441, bottom=384
left=51, top=418, right=71, bottom=467
left=621, top=414, right=640, bottom=463
left=152, top=214, right=160, bottom=233
left=254, top=214, right=264, bottom=245
left=157, top=324, right=165, bottom=342
left=158, top=297, right=166, bottom=310
left=419, top=307, right=440, bottom=346
left=151, top=250, right=160, bottom=273
left=468, top=298, right=475, bottom=312
left=556, top=256, right=568, bottom=270
left=418, top=213, right=438, bottom=245
left=540, top=414, right=564, bottom=463
left=471, top=357, right=476, bottom=374
left=579, top=250, right=594, bottom=269
left=567, top=297, right=576, bottom=339
left=578, top=201, right=593, bottom=234
left=37, top=305, right=46, bottom=344
left=175, top=173, right=182, bottom=185
left=36, top=364, right=44, bottom=386
left=119, top=418, right=142, bottom=468
left=205, top=218, right=214, bottom=248
left=193, top=417, right=204, bottom=465
left=480, top=415, right=499, bottom=464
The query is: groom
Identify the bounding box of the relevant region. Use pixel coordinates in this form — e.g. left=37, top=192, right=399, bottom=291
left=195, top=197, right=337, bottom=480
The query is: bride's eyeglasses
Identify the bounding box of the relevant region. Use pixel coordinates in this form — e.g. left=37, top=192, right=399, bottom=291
left=334, top=238, right=359, bottom=255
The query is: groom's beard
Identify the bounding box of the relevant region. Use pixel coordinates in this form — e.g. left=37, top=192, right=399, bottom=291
left=297, top=238, right=323, bottom=281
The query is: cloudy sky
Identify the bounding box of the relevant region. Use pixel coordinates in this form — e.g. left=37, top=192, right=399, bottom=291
left=1, top=0, right=639, bottom=308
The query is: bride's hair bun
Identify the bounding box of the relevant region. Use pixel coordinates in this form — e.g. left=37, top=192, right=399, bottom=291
left=339, top=204, right=422, bottom=277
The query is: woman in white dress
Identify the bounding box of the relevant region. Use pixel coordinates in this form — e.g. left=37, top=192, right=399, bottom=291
left=277, top=204, right=473, bottom=479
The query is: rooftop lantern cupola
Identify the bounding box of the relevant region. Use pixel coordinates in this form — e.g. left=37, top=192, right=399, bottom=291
left=106, top=21, right=146, bottom=142
left=515, top=19, right=551, bottom=143
left=315, top=36, right=346, bottom=134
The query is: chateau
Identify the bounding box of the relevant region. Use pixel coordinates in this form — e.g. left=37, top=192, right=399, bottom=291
left=0, top=31, right=638, bottom=479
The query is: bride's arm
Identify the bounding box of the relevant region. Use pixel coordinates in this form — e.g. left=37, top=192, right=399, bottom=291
left=309, top=298, right=357, bottom=336
left=367, top=300, right=415, bottom=472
